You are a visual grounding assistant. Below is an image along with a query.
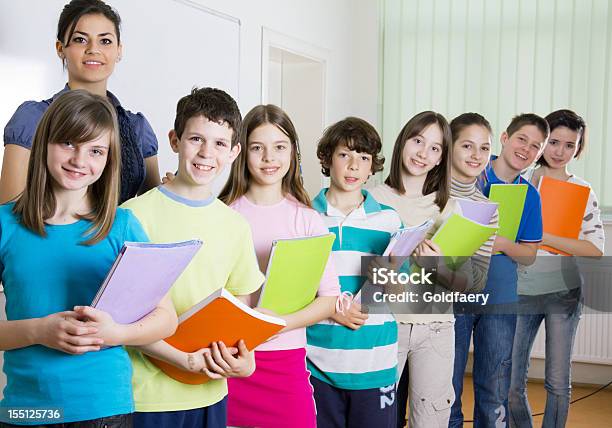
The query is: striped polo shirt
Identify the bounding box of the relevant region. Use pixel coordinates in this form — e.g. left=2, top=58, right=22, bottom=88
left=306, top=188, right=403, bottom=390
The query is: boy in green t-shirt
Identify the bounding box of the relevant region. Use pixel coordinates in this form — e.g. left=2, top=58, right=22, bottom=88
left=122, top=87, right=264, bottom=428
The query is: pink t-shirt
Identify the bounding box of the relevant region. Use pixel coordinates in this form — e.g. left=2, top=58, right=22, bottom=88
left=231, top=195, right=340, bottom=351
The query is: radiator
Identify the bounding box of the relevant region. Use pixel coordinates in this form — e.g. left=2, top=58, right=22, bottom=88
left=530, top=260, right=612, bottom=365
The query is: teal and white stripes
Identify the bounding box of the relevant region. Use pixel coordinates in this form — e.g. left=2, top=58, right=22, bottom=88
left=306, top=189, right=403, bottom=390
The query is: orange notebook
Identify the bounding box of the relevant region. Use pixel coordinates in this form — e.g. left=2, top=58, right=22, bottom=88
left=148, top=288, right=286, bottom=385
left=538, top=176, right=590, bottom=255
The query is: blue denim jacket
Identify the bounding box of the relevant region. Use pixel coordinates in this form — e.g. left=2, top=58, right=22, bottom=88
left=4, top=85, right=158, bottom=203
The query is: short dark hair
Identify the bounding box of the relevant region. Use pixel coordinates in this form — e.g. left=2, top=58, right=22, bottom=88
left=450, top=113, right=493, bottom=144
left=57, top=0, right=121, bottom=45
left=173, top=87, right=242, bottom=146
left=506, top=113, right=550, bottom=141
left=317, top=117, right=384, bottom=177
left=537, top=109, right=587, bottom=166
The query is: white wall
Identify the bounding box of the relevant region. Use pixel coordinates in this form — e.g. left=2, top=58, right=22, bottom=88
left=349, top=0, right=382, bottom=128
left=184, top=0, right=379, bottom=126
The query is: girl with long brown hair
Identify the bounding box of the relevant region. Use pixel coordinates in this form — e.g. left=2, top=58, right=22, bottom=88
left=0, top=90, right=176, bottom=427
left=369, top=111, right=461, bottom=427
left=219, top=104, right=339, bottom=428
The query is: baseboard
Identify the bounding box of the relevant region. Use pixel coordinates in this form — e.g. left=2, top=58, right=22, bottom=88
left=465, top=353, right=612, bottom=386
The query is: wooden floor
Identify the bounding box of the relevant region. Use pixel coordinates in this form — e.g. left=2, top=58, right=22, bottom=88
left=460, top=375, right=612, bottom=427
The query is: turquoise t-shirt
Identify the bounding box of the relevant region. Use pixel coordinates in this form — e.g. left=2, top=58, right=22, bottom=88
left=0, top=203, right=148, bottom=424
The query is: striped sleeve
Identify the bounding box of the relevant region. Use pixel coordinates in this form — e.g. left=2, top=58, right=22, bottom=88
left=466, top=206, right=498, bottom=292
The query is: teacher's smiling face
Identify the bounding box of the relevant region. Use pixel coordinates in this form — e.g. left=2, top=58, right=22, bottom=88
left=56, top=13, right=122, bottom=87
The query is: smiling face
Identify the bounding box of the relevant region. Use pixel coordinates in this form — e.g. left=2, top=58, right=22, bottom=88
left=170, top=115, right=239, bottom=192
left=500, top=124, right=547, bottom=173
left=541, top=126, right=581, bottom=169
left=401, top=123, right=443, bottom=177
left=452, top=124, right=492, bottom=182
left=56, top=13, right=122, bottom=87
left=246, top=123, right=293, bottom=188
left=328, top=142, right=373, bottom=193
left=47, top=131, right=110, bottom=193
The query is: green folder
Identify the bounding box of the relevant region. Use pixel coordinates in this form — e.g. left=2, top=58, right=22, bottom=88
left=432, top=214, right=498, bottom=270
left=259, top=233, right=335, bottom=315
left=488, top=184, right=528, bottom=241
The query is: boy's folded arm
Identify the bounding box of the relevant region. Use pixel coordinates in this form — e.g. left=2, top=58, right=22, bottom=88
left=496, top=238, right=539, bottom=265
left=542, top=233, right=603, bottom=257
left=281, top=295, right=337, bottom=332
left=133, top=339, right=193, bottom=371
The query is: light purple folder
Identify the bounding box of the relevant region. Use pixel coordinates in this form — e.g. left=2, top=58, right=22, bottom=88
left=383, top=219, right=434, bottom=256
left=455, top=198, right=498, bottom=226
left=92, top=240, right=203, bottom=324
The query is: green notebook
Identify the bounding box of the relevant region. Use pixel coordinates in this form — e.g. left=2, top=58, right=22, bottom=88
left=488, top=184, right=528, bottom=241
left=259, top=233, right=335, bottom=315
left=432, top=213, right=498, bottom=270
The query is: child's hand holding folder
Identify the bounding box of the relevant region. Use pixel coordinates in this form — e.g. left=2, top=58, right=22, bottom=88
left=413, top=239, right=442, bottom=270
left=201, top=340, right=255, bottom=379
left=492, top=235, right=512, bottom=255
left=36, top=311, right=103, bottom=355
left=181, top=341, right=254, bottom=379
left=331, top=301, right=368, bottom=331
left=74, top=305, right=124, bottom=347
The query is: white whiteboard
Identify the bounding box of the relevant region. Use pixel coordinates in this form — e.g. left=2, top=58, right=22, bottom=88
left=0, top=0, right=241, bottom=183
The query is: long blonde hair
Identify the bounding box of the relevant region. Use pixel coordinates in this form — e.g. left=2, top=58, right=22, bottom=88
left=13, top=89, right=121, bottom=245
left=219, top=104, right=311, bottom=207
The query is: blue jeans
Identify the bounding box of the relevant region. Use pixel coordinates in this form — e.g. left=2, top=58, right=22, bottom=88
left=450, top=313, right=517, bottom=428
left=508, top=289, right=581, bottom=428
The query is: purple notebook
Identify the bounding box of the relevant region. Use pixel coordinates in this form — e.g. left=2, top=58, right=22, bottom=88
left=92, top=240, right=203, bottom=324
left=383, top=219, right=434, bottom=257
left=456, top=198, right=498, bottom=226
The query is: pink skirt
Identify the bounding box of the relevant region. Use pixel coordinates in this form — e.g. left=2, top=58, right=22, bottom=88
left=227, top=348, right=316, bottom=428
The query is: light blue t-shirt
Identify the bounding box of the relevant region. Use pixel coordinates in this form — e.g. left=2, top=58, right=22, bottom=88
left=0, top=203, right=148, bottom=424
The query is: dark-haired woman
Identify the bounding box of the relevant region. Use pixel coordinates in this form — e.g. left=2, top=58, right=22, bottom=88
left=1, top=0, right=160, bottom=204
left=508, top=110, right=604, bottom=427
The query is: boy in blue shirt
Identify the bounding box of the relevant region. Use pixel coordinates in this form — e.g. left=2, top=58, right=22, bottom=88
left=306, top=117, right=403, bottom=428
left=450, top=114, right=549, bottom=428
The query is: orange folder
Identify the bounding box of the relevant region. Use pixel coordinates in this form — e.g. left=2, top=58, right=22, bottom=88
left=148, top=288, right=285, bottom=385
left=538, top=176, right=590, bottom=255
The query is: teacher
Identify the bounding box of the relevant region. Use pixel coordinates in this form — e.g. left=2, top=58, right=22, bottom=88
left=1, top=0, right=160, bottom=204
